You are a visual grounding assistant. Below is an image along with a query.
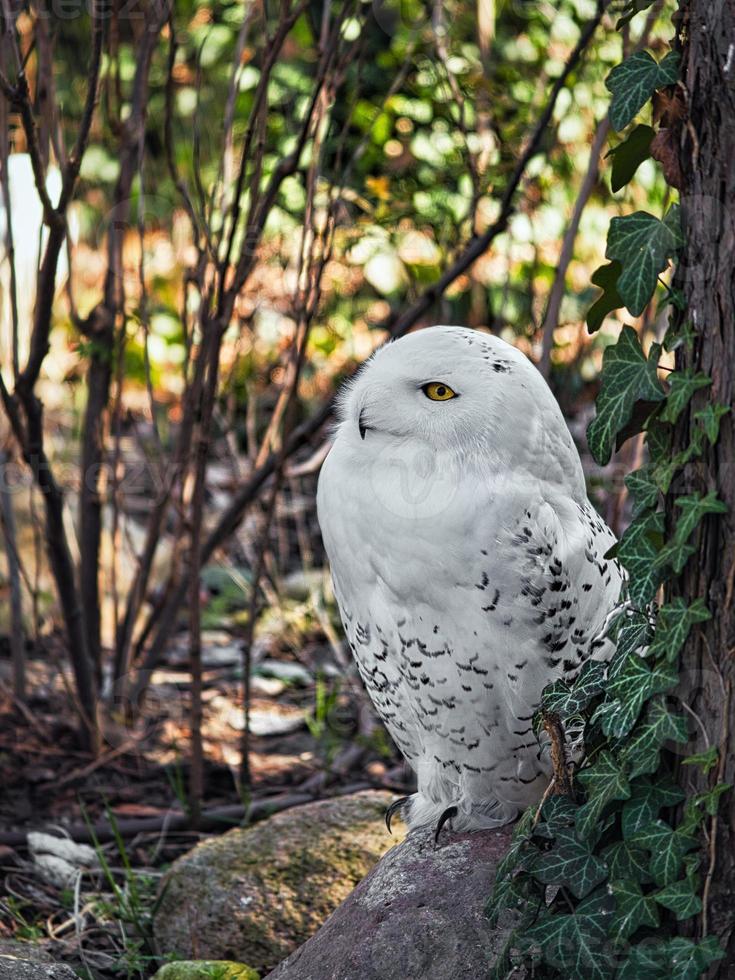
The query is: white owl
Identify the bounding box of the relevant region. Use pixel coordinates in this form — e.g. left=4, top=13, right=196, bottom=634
left=317, top=326, right=623, bottom=836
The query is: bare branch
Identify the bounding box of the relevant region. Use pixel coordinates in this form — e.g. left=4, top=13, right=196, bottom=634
left=388, top=0, right=609, bottom=341
left=539, top=116, right=610, bottom=379
left=127, top=1, right=609, bottom=707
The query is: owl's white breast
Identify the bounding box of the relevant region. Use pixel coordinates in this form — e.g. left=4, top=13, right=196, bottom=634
left=317, top=422, right=582, bottom=605
left=319, top=432, right=483, bottom=601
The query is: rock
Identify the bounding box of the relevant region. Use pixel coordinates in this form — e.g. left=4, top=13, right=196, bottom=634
left=257, top=660, right=312, bottom=685
left=203, top=645, right=243, bottom=669
left=247, top=703, right=306, bottom=736
left=208, top=695, right=306, bottom=736
left=153, top=963, right=260, bottom=980
left=27, top=832, right=98, bottom=888
left=250, top=675, right=286, bottom=697
left=265, top=825, right=514, bottom=980
left=168, top=631, right=243, bottom=669
left=0, top=941, right=78, bottom=980
left=155, top=791, right=403, bottom=975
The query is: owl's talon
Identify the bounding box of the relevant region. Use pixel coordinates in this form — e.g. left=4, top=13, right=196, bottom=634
left=385, top=796, right=409, bottom=834
left=434, top=804, right=459, bottom=845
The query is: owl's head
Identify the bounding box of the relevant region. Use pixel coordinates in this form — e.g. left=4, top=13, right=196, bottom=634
left=337, top=325, right=575, bottom=465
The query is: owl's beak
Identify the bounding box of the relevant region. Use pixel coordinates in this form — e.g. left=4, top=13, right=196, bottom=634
left=358, top=408, right=368, bottom=440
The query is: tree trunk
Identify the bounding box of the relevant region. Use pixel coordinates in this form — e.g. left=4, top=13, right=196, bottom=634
left=675, top=0, right=735, bottom=969
left=0, top=449, right=25, bottom=701
left=79, top=307, right=114, bottom=685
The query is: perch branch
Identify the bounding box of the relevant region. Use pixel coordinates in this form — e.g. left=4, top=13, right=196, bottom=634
left=542, top=712, right=574, bottom=798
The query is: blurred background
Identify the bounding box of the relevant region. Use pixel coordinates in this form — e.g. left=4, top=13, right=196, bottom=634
left=0, top=0, right=675, bottom=975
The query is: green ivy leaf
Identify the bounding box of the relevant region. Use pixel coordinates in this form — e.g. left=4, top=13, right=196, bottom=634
left=617, top=399, right=667, bottom=455
left=659, top=287, right=688, bottom=316
left=690, top=782, right=732, bottom=818
left=675, top=490, right=729, bottom=543
left=602, top=839, right=653, bottom=883
left=682, top=851, right=701, bottom=885
left=541, top=660, right=607, bottom=719
left=529, top=828, right=608, bottom=899
left=587, top=326, right=665, bottom=465
left=485, top=867, right=534, bottom=926
left=617, top=937, right=724, bottom=980
left=656, top=492, right=729, bottom=574
left=531, top=800, right=579, bottom=842
left=519, top=889, right=615, bottom=980
left=606, top=206, right=685, bottom=315
left=663, top=316, right=696, bottom=351
left=652, top=540, right=698, bottom=577
left=625, top=467, right=659, bottom=518
left=492, top=806, right=535, bottom=884
left=610, top=878, right=660, bottom=939
left=616, top=943, right=669, bottom=979
left=621, top=698, right=688, bottom=780
left=616, top=511, right=665, bottom=605
left=608, top=124, right=655, bottom=192
left=621, top=776, right=685, bottom=837
left=608, top=610, right=654, bottom=679
left=607, top=652, right=672, bottom=709
left=655, top=879, right=702, bottom=920
left=587, top=262, right=624, bottom=333
left=650, top=438, right=702, bottom=494
left=631, top=819, right=699, bottom=886
left=606, top=50, right=680, bottom=131
left=647, top=421, right=672, bottom=465
left=536, top=794, right=579, bottom=833
left=667, top=937, right=725, bottom=979
left=598, top=661, right=678, bottom=740
left=694, top=403, right=730, bottom=445
left=615, top=0, right=660, bottom=29
left=659, top=370, right=712, bottom=424
left=647, top=598, right=711, bottom=663
left=680, top=795, right=712, bottom=837
left=576, top=751, right=631, bottom=839
left=681, top=744, right=719, bottom=775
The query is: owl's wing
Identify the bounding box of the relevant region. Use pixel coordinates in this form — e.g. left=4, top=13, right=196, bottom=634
left=479, top=491, right=624, bottom=721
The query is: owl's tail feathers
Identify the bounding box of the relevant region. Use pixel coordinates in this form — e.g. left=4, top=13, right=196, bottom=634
left=402, top=793, right=519, bottom=834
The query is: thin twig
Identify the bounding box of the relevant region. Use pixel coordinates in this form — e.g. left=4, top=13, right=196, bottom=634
left=539, top=117, right=610, bottom=378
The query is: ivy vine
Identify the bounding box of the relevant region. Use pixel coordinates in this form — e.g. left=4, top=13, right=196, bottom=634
left=489, top=9, right=731, bottom=979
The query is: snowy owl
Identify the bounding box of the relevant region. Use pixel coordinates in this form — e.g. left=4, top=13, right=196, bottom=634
left=316, top=325, right=624, bottom=836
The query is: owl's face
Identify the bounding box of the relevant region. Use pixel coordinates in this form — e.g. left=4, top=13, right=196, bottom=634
left=338, top=326, right=538, bottom=458
left=327, top=324, right=584, bottom=521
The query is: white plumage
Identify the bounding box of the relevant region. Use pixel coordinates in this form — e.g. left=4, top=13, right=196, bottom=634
left=317, top=326, right=623, bottom=833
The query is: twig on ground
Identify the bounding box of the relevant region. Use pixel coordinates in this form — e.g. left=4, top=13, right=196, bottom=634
left=0, top=782, right=374, bottom=848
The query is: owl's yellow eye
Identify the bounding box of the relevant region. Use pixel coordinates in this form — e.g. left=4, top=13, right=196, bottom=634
left=422, top=381, right=458, bottom=401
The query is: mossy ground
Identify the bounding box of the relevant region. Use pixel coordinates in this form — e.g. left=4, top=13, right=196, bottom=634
left=153, top=963, right=260, bottom=980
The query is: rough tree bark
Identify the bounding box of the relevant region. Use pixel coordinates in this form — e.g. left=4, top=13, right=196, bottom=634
left=674, top=0, right=735, bottom=970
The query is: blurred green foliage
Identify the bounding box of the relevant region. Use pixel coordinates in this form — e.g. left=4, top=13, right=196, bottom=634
left=34, top=0, right=674, bottom=415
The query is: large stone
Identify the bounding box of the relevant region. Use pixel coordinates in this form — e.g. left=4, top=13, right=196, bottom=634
left=154, top=791, right=403, bottom=975
left=0, top=941, right=78, bottom=980
left=265, top=825, right=514, bottom=980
